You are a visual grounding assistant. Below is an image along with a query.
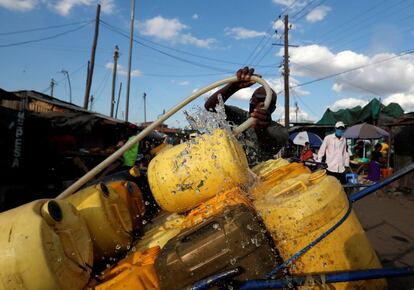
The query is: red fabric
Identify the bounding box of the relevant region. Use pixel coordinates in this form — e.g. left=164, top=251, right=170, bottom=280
left=300, top=149, right=313, bottom=161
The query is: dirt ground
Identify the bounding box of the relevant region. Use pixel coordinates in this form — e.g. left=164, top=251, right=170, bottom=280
left=353, top=187, right=414, bottom=289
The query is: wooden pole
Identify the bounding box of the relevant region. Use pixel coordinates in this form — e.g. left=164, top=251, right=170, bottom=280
left=125, top=0, right=135, bottom=121
left=110, top=45, right=119, bottom=117
left=283, top=15, right=290, bottom=128
left=83, top=4, right=101, bottom=110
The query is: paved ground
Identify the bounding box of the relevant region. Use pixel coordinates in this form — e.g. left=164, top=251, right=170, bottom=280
left=353, top=188, right=414, bottom=289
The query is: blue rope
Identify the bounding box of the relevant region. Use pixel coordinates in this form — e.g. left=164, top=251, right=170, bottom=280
left=265, top=198, right=353, bottom=279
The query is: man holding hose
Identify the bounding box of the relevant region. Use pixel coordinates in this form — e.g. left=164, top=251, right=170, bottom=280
left=205, top=67, right=288, bottom=165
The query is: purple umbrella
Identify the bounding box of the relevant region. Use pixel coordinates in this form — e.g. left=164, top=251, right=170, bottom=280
left=344, top=123, right=389, bottom=139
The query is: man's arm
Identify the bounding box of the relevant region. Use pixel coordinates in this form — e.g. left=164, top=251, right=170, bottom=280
left=317, top=136, right=328, bottom=162
left=204, top=67, right=256, bottom=111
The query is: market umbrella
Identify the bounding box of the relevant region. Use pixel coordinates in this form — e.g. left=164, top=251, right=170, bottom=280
left=289, top=131, right=323, bottom=147
left=344, top=122, right=389, bottom=139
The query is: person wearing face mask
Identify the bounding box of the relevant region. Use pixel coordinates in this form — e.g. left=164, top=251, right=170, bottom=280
left=317, top=121, right=350, bottom=183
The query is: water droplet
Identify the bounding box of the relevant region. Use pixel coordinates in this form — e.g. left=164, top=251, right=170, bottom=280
left=230, top=258, right=237, bottom=265
left=144, top=201, right=150, bottom=205
left=57, top=257, right=62, bottom=263
left=115, top=244, right=121, bottom=250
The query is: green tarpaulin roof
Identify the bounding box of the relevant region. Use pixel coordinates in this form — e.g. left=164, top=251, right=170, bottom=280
left=316, top=98, right=404, bottom=125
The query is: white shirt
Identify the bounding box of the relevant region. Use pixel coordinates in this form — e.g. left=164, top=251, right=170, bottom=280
left=317, top=133, right=350, bottom=173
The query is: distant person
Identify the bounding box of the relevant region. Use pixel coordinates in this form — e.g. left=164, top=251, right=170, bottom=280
left=317, top=121, right=350, bottom=183
left=204, top=66, right=288, bottom=165
left=300, top=142, right=314, bottom=161
left=364, top=143, right=384, bottom=182
left=379, top=137, right=389, bottom=159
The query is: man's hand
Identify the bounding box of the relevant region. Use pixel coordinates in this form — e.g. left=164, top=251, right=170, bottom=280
left=250, top=102, right=271, bottom=130
left=233, top=66, right=261, bottom=90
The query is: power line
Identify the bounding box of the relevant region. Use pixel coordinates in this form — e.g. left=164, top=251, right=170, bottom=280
left=290, top=0, right=320, bottom=20
left=0, top=20, right=92, bottom=35
left=291, top=0, right=328, bottom=22
left=319, top=0, right=409, bottom=46
left=101, top=22, right=230, bottom=73
left=278, top=48, right=414, bottom=93
left=100, top=20, right=271, bottom=68
left=0, top=22, right=92, bottom=48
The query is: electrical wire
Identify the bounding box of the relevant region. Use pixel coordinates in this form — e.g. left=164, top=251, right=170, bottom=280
left=277, top=48, right=414, bottom=94
left=0, top=20, right=92, bottom=35
left=0, top=22, right=92, bottom=48
left=100, top=20, right=272, bottom=68
left=291, top=0, right=328, bottom=22
left=100, top=22, right=231, bottom=73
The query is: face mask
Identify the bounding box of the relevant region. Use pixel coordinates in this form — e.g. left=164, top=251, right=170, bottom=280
left=335, top=129, right=344, bottom=137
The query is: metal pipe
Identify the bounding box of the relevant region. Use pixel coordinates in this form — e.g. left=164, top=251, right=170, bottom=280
left=187, top=268, right=241, bottom=290
left=238, top=267, right=414, bottom=290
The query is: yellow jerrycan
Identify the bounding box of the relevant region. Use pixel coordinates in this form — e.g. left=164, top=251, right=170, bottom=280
left=105, top=173, right=146, bottom=233
left=251, top=158, right=290, bottom=176
left=0, top=199, right=93, bottom=290
left=147, top=129, right=251, bottom=213
left=87, top=247, right=160, bottom=290
left=134, top=213, right=185, bottom=252
left=181, top=187, right=253, bottom=229
left=66, top=183, right=133, bottom=260
left=254, top=170, right=386, bottom=290
left=251, top=162, right=311, bottom=199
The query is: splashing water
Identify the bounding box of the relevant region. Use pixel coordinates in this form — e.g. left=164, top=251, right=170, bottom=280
left=184, top=94, right=233, bottom=135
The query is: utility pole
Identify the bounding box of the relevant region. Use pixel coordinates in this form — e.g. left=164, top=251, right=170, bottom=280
left=90, top=94, right=94, bottom=111
left=61, top=70, right=72, bottom=103
left=110, top=45, right=119, bottom=117
left=115, top=82, right=123, bottom=119
left=125, top=0, right=136, bottom=121
left=83, top=4, right=101, bottom=110
left=283, top=14, right=290, bottom=128
left=295, top=101, right=299, bottom=123
left=50, top=78, right=56, bottom=97
left=143, top=92, right=147, bottom=123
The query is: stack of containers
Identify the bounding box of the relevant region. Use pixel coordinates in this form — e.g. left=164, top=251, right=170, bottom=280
left=146, top=129, right=279, bottom=290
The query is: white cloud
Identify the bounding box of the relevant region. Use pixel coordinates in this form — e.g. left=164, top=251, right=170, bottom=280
left=329, top=98, right=369, bottom=111
left=224, top=27, right=267, bottom=40
left=179, top=80, right=190, bottom=86
left=139, top=15, right=215, bottom=48
left=272, top=0, right=307, bottom=11
left=273, top=106, right=315, bottom=124
left=383, top=93, right=414, bottom=113
left=285, top=44, right=414, bottom=96
left=0, top=0, right=114, bottom=14
left=272, top=19, right=296, bottom=31
left=0, top=0, right=38, bottom=11
left=192, top=13, right=199, bottom=20
left=105, top=62, right=141, bottom=77
left=306, top=5, right=331, bottom=23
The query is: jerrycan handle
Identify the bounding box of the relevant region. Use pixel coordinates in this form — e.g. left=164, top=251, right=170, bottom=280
left=271, top=181, right=308, bottom=198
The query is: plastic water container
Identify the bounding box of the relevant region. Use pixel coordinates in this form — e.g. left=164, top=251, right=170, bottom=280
left=87, top=247, right=160, bottom=290
left=134, top=213, right=185, bottom=252
left=0, top=199, right=93, bottom=290
left=155, top=205, right=278, bottom=290
left=181, top=187, right=253, bottom=229
left=254, top=170, right=386, bottom=289
left=251, top=158, right=290, bottom=176
left=251, top=162, right=311, bottom=198
left=147, top=129, right=251, bottom=213
left=66, top=183, right=133, bottom=260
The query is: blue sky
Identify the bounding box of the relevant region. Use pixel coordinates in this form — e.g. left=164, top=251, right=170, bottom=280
left=1, top=0, right=414, bottom=127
